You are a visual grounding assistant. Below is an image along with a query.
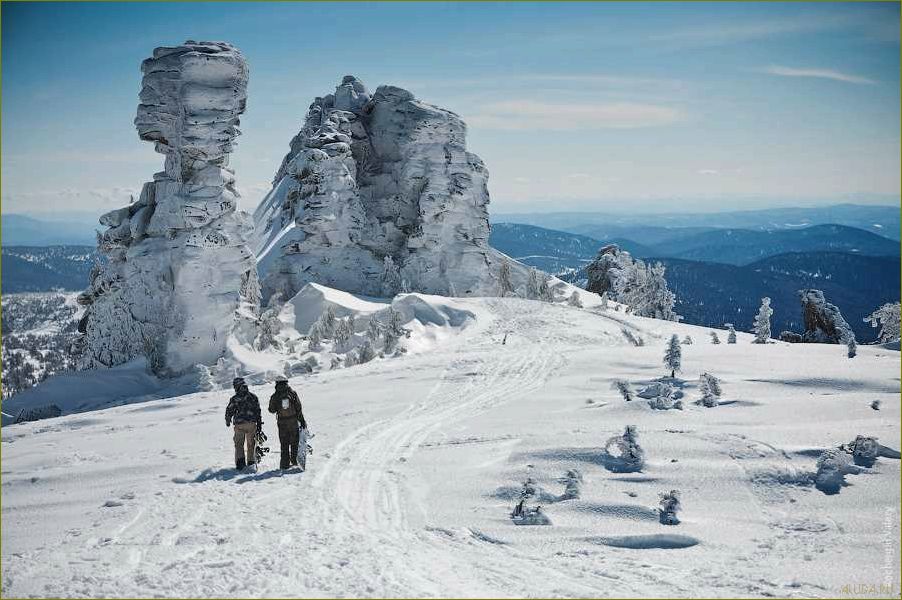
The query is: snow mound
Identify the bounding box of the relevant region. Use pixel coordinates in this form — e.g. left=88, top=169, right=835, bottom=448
left=284, top=283, right=390, bottom=334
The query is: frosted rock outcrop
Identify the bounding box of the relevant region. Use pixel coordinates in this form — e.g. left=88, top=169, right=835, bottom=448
left=79, top=41, right=258, bottom=376
left=797, top=289, right=854, bottom=344
left=254, top=76, right=496, bottom=300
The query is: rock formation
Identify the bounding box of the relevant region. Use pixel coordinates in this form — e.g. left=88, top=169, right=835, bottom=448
left=585, top=244, right=626, bottom=296
left=78, top=41, right=258, bottom=376
left=254, top=76, right=496, bottom=301
left=796, top=289, right=855, bottom=344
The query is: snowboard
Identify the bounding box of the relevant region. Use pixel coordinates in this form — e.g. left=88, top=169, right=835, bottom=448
left=254, top=428, right=270, bottom=468
left=298, top=427, right=314, bottom=471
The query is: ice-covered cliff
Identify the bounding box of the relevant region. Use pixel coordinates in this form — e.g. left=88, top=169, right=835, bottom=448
left=254, top=76, right=499, bottom=301
left=78, top=41, right=259, bottom=376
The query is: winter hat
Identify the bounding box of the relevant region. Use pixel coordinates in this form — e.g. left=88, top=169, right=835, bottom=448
left=233, top=377, right=246, bottom=388
left=275, top=377, right=289, bottom=387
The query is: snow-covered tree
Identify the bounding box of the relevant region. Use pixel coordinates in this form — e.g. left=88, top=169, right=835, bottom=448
left=844, top=331, right=857, bottom=358
left=697, top=372, right=722, bottom=407
left=307, top=323, right=323, bottom=351
left=682, top=335, right=692, bottom=345
left=316, top=305, right=337, bottom=339
left=726, top=323, right=737, bottom=344
left=559, top=469, right=582, bottom=500
left=658, top=490, right=681, bottom=525
left=567, top=291, right=583, bottom=308
left=356, top=339, right=376, bottom=364
left=538, top=272, right=555, bottom=302
left=599, top=291, right=609, bottom=311
left=497, top=258, right=514, bottom=298
left=526, top=267, right=540, bottom=300
left=334, top=317, right=353, bottom=353
left=382, top=307, right=409, bottom=353
left=844, top=435, right=880, bottom=467
left=752, top=297, right=773, bottom=344
left=380, top=256, right=402, bottom=298
left=603, top=425, right=645, bottom=472
left=366, top=316, right=382, bottom=344
left=612, top=379, right=633, bottom=401
left=864, top=302, right=901, bottom=343
left=710, top=331, right=721, bottom=344
left=663, top=334, right=681, bottom=378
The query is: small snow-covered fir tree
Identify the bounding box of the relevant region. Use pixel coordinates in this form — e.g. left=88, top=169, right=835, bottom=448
left=498, top=258, right=515, bottom=297
left=815, top=447, right=858, bottom=494
left=317, top=305, right=337, bottom=339
left=658, top=490, right=681, bottom=525
left=538, top=272, right=555, bottom=302
left=710, top=331, right=721, bottom=344
left=559, top=469, right=583, bottom=500
left=726, top=323, right=737, bottom=344
left=599, top=291, right=609, bottom=311
left=366, top=316, right=382, bottom=344
left=612, top=379, right=632, bottom=402
left=567, top=291, right=583, bottom=308
left=526, top=267, right=540, bottom=300
left=663, top=334, right=682, bottom=378
left=356, top=339, right=376, bottom=364
left=753, top=297, right=773, bottom=344
left=697, top=372, right=722, bottom=407
left=864, top=302, right=901, bottom=343
left=334, top=317, right=353, bottom=353
left=603, top=425, right=645, bottom=472
left=307, top=323, right=323, bottom=351
left=381, top=256, right=402, bottom=298
left=844, top=331, right=857, bottom=358
left=682, top=335, right=693, bottom=345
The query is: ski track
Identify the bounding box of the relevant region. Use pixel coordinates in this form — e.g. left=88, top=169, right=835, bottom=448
left=4, top=298, right=898, bottom=597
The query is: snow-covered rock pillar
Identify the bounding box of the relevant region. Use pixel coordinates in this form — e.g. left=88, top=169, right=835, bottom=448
left=78, top=41, right=259, bottom=376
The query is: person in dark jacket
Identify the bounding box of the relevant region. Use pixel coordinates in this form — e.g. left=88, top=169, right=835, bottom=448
left=225, top=377, right=262, bottom=470
left=268, top=378, right=307, bottom=470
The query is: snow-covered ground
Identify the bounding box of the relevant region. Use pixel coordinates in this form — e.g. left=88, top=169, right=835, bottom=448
left=2, top=296, right=899, bottom=598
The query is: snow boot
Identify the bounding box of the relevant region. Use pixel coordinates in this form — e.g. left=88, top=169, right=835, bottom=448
left=236, top=456, right=246, bottom=470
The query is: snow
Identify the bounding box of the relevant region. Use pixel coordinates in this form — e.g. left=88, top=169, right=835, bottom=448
left=2, top=295, right=899, bottom=597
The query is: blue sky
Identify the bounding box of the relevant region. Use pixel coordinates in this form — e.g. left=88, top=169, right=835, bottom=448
left=2, top=1, right=899, bottom=218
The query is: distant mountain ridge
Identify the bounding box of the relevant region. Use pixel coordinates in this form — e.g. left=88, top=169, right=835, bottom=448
left=2, top=214, right=99, bottom=246
left=489, top=222, right=900, bottom=342
left=2, top=246, right=96, bottom=293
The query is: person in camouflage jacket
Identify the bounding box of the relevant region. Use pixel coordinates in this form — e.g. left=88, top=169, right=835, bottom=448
left=225, top=377, right=262, bottom=469
left=268, top=378, right=307, bottom=470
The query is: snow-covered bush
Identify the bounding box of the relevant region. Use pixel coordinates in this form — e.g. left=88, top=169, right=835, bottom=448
left=864, top=302, right=901, bottom=344
left=622, top=329, right=644, bottom=347
left=559, top=469, right=582, bottom=500
left=648, top=395, right=683, bottom=411
left=658, top=489, right=681, bottom=525
left=697, top=372, right=722, bottom=407
left=317, top=306, right=337, bottom=339
left=753, top=297, right=773, bottom=344
left=612, top=379, right=633, bottom=402
left=815, top=447, right=859, bottom=494
left=603, top=425, right=645, bottom=472
left=710, top=331, right=721, bottom=344
left=844, top=435, right=880, bottom=467
left=726, top=323, right=737, bottom=344
left=599, top=291, right=609, bottom=311
left=664, top=334, right=681, bottom=377
left=845, top=332, right=857, bottom=358
left=682, top=335, right=693, bottom=345
left=567, top=291, right=583, bottom=308
left=366, top=317, right=382, bottom=344
left=871, top=400, right=881, bottom=411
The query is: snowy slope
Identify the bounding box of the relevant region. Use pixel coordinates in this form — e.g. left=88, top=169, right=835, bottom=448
left=2, top=297, right=899, bottom=597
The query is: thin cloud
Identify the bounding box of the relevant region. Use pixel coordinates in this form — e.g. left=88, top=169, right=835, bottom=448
left=762, top=65, right=876, bottom=85
left=467, top=100, right=682, bottom=131
left=648, top=15, right=850, bottom=49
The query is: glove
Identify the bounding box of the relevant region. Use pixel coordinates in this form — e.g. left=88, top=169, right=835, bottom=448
left=225, top=417, right=231, bottom=428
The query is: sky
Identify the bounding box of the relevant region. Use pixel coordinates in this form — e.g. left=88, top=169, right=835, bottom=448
left=1, top=1, right=900, bottom=219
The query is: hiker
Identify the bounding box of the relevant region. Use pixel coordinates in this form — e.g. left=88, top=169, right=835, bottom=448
left=225, top=377, right=262, bottom=470
left=268, top=377, right=308, bottom=470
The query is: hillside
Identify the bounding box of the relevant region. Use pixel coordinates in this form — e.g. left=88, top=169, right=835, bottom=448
left=1, top=246, right=96, bottom=292
left=2, top=294, right=899, bottom=597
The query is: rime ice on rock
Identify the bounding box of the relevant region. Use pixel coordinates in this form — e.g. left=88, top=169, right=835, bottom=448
left=79, top=41, right=258, bottom=376
left=254, top=76, right=501, bottom=301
